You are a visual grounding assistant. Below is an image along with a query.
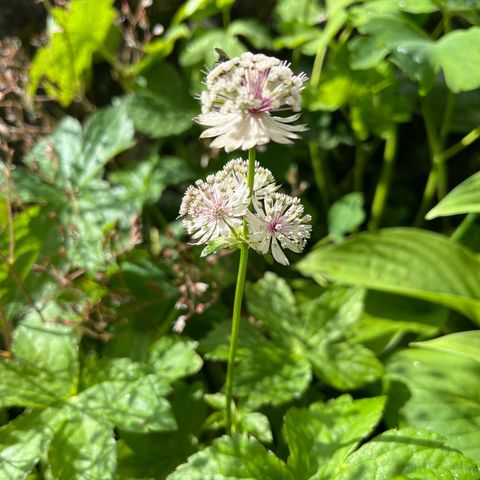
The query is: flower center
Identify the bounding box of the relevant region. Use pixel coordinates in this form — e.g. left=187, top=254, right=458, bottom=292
left=267, top=218, right=282, bottom=234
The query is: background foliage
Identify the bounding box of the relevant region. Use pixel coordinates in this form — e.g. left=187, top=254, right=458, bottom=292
left=1, top=0, right=480, bottom=478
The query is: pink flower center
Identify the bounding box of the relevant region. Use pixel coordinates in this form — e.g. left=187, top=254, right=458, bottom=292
left=267, top=218, right=282, bottom=234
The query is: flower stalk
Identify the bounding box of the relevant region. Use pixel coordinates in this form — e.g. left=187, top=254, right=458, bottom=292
left=225, top=147, right=255, bottom=434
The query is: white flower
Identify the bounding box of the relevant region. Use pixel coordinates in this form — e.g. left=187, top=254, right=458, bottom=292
left=196, top=52, right=308, bottom=152
left=247, top=192, right=312, bottom=266
left=222, top=158, right=279, bottom=204
left=179, top=173, right=249, bottom=244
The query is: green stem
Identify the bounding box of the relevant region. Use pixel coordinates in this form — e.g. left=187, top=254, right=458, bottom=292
left=222, top=6, right=231, bottom=29
left=225, top=148, right=255, bottom=435
left=309, top=142, right=330, bottom=212
left=368, top=129, right=397, bottom=230
left=442, top=126, right=480, bottom=162
left=415, top=98, right=447, bottom=224
left=311, top=46, right=326, bottom=89
left=450, top=213, right=477, bottom=242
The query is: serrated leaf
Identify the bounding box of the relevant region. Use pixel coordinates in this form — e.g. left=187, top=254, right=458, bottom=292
left=166, top=434, right=292, bottom=480
left=0, top=320, right=78, bottom=408
left=74, top=374, right=176, bottom=433
left=387, top=348, right=480, bottom=463
left=333, top=428, right=479, bottom=480
left=284, top=395, right=386, bottom=480
left=28, top=0, right=116, bottom=106
left=48, top=411, right=116, bottom=480
left=109, top=155, right=193, bottom=207
left=0, top=408, right=65, bottom=480
left=297, top=228, right=480, bottom=325
left=149, top=336, right=203, bottom=382
left=411, top=331, right=480, bottom=363
left=426, top=171, right=480, bottom=219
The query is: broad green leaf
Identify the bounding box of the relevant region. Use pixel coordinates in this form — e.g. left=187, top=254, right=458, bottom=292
left=411, top=331, right=480, bottom=363
left=328, top=192, right=366, bottom=240
left=74, top=374, right=176, bottom=433
left=351, top=292, right=446, bottom=353
left=77, top=105, right=135, bottom=186
left=275, top=0, right=324, bottom=30
left=297, top=228, right=480, bottom=325
left=200, top=320, right=311, bottom=408
left=426, top=171, right=480, bottom=219
left=13, top=319, right=79, bottom=396
left=387, top=348, right=480, bottom=463
left=166, top=434, right=292, bottom=480
left=142, top=24, right=190, bottom=60
left=284, top=395, right=386, bottom=480
left=148, top=336, right=203, bottom=382
left=234, top=341, right=312, bottom=408
left=434, top=28, right=480, bottom=93
left=333, top=428, right=479, bottom=480
left=120, top=63, right=197, bottom=138
left=0, top=320, right=78, bottom=407
left=310, top=341, right=383, bottom=390
left=117, top=383, right=207, bottom=479
left=0, top=409, right=65, bottom=480
left=48, top=411, right=116, bottom=480
left=109, top=155, right=193, bottom=207
left=28, top=0, right=116, bottom=106
left=246, top=272, right=298, bottom=338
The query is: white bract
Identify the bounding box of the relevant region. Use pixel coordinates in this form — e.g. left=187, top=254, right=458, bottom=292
left=247, top=192, right=312, bottom=266
left=196, top=52, right=308, bottom=152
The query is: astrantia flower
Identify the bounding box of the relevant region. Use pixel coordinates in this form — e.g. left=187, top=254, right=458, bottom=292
left=179, top=174, right=249, bottom=244
left=180, top=159, right=280, bottom=244
left=247, top=192, right=311, bottom=266
left=196, top=52, right=308, bottom=152
left=222, top=158, right=279, bottom=203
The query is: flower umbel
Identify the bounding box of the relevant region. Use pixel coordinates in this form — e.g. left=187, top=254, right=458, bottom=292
left=179, top=174, right=249, bottom=244
left=196, top=52, right=308, bottom=152
left=247, top=192, right=312, bottom=265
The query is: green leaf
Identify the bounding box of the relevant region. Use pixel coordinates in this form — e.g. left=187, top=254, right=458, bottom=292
left=297, top=228, right=480, bottom=325
left=227, top=19, right=273, bottom=49
left=387, top=348, right=480, bottom=463
left=203, top=393, right=273, bottom=443
left=74, top=374, right=176, bottom=433
left=328, top=192, right=366, bottom=240
left=246, top=272, right=298, bottom=338
left=109, top=155, right=193, bottom=207
left=0, top=320, right=78, bottom=408
left=284, top=395, right=386, bottom=480
left=117, top=383, right=207, bottom=479
left=13, top=319, right=79, bottom=395
left=28, top=0, right=116, bottom=106
left=48, top=411, right=116, bottom=480
left=148, top=336, right=203, bottom=382
left=120, top=63, right=197, bottom=138
left=200, top=237, right=236, bottom=257
left=411, top=331, right=480, bottom=363
left=179, top=29, right=245, bottom=68
left=76, top=105, right=135, bottom=186
left=333, top=427, right=479, bottom=480
left=0, top=409, right=65, bottom=480
left=434, top=28, right=480, bottom=93
left=166, top=434, right=292, bottom=480
left=200, top=320, right=311, bottom=408
left=426, top=171, right=480, bottom=219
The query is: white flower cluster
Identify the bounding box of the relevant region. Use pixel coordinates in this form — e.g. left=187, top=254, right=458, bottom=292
left=196, top=52, right=308, bottom=152
left=180, top=159, right=311, bottom=265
